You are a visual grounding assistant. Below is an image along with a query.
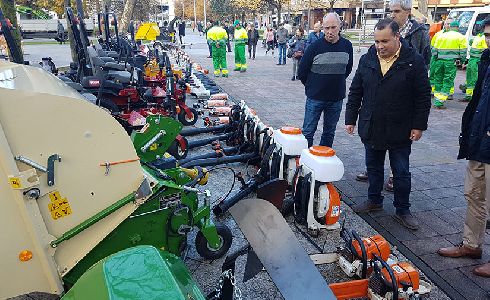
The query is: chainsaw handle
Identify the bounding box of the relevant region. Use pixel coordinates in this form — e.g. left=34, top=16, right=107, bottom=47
left=372, top=254, right=398, bottom=300
left=352, top=231, right=368, bottom=279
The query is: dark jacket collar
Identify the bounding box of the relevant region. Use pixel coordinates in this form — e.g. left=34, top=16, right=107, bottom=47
left=407, top=19, right=425, bottom=36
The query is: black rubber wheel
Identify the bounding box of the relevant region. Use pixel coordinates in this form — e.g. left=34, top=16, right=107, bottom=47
left=195, top=223, right=232, bottom=259
left=178, top=107, right=198, bottom=126
left=168, top=137, right=188, bottom=159
left=97, top=98, right=120, bottom=113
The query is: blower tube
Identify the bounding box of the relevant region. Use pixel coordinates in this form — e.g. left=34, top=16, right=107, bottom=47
left=187, top=132, right=234, bottom=149
left=178, top=146, right=239, bottom=165
left=179, top=152, right=257, bottom=169
left=213, top=176, right=260, bottom=217
left=180, top=123, right=231, bottom=136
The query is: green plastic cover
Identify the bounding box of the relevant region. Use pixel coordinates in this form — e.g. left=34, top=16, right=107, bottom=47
left=62, top=246, right=205, bottom=300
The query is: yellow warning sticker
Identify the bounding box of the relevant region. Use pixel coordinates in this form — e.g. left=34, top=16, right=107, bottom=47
left=48, top=191, right=72, bottom=220
left=9, top=177, right=21, bottom=189
left=149, top=143, right=158, bottom=151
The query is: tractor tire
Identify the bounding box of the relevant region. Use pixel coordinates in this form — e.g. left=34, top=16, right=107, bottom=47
left=195, top=223, right=232, bottom=260
left=168, top=137, right=188, bottom=159
left=178, top=108, right=198, bottom=126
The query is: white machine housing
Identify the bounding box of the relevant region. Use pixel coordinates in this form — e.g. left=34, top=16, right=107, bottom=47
left=299, top=147, right=344, bottom=231
left=272, top=127, right=308, bottom=184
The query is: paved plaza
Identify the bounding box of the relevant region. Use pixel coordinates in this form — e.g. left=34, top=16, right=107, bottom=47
left=182, top=32, right=490, bottom=299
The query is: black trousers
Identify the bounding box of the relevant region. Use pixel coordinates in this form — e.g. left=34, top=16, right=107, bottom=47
left=248, top=43, right=257, bottom=58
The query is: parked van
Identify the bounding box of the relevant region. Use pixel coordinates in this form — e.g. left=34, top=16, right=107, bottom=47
left=448, top=6, right=490, bottom=45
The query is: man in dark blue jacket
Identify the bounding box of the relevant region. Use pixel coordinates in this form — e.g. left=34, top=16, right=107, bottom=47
left=437, top=18, right=490, bottom=278
left=345, top=19, right=431, bottom=230
left=298, top=12, right=353, bottom=147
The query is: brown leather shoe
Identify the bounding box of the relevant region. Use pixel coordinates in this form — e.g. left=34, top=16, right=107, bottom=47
left=352, top=201, right=383, bottom=213
left=473, top=262, right=490, bottom=278
left=394, top=213, right=419, bottom=230
left=356, top=171, right=368, bottom=182
left=437, top=243, right=482, bottom=259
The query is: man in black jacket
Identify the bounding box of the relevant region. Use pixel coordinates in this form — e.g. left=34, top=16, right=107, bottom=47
left=437, top=18, right=490, bottom=278
left=345, top=19, right=431, bottom=230
left=356, top=0, right=431, bottom=187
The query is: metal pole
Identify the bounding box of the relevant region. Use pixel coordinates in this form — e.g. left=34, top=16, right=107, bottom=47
left=193, top=0, right=197, bottom=26
left=308, top=0, right=311, bottom=29
left=357, top=2, right=363, bottom=53
left=203, top=0, right=207, bottom=26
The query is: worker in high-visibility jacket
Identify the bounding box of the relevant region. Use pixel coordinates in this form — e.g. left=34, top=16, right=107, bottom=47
left=432, top=21, right=467, bottom=108
left=463, top=27, right=487, bottom=101
left=429, top=18, right=451, bottom=93
left=207, top=21, right=229, bottom=77
left=233, top=20, right=248, bottom=72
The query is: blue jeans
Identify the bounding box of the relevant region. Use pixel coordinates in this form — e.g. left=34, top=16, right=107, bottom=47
left=302, top=97, right=343, bottom=147
left=278, top=43, right=286, bottom=64
left=364, top=144, right=412, bottom=215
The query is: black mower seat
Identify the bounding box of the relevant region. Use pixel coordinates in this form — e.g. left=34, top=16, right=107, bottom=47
left=103, top=62, right=126, bottom=71
left=107, top=71, right=131, bottom=84
left=95, top=43, right=119, bottom=59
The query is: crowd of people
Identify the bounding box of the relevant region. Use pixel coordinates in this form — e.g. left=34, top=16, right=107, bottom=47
left=201, top=19, right=330, bottom=79
left=196, top=0, right=490, bottom=278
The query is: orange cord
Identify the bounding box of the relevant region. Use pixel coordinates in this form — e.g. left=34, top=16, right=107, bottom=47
left=99, top=158, right=140, bottom=167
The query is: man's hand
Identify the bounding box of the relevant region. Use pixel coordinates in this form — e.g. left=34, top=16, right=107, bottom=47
left=346, top=125, right=356, bottom=135
left=410, top=129, right=423, bottom=141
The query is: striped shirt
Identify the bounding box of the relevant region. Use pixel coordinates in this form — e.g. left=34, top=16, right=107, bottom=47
left=298, top=36, right=353, bottom=101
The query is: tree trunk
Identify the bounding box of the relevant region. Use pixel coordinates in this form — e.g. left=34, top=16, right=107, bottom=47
left=241, top=11, right=245, bottom=23
left=418, top=0, right=428, bottom=17
left=64, top=0, right=78, bottom=62
left=120, top=0, right=136, bottom=33
left=0, top=0, right=24, bottom=63
left=329, top=0, right=335, bottom=10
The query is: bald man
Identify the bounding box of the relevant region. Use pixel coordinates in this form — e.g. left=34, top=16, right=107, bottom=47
left=298, top=13, right=353, bottom=147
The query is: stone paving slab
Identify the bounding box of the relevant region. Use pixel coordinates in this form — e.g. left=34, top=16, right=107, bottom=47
left=184, top=32, right=490, bottom=299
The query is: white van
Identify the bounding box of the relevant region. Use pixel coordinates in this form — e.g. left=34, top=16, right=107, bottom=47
left=448, top=6, right=490, bottom=46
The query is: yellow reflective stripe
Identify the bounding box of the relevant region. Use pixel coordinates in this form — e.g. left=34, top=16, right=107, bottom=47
left=434, top=92, right=448, bottom=101
left=214, top=70, right=220, bottom=75
left=450, top=87, right=454, bottom=95
left=466, top=88, right=474, bottom=96
left=431, top=86, right=435, bottom=93
left=222, top=69, right=229, bottom=74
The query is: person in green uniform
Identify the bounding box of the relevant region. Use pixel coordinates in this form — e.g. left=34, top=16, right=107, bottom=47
left=233, top=20, right=248, bottom=72
left=429, top=18, right=451, bottom=93
left=207, top=21, right=229, bottom=77
left=461, top=22, right=487, bottom=101
left=432, top=21, right=467, bottom=108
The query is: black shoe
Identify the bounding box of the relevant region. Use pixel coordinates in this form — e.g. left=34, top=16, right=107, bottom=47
left=394, top=213, right=420, bottom=230
left=487, top=220, right=490, bottom=229
left=356, top=171, right=368, bottom=182
left=352, top=201, right=383, bottom=213
left=276, top=63, right=282, bottom=65
left=291, top=76, right=296, bottom=81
